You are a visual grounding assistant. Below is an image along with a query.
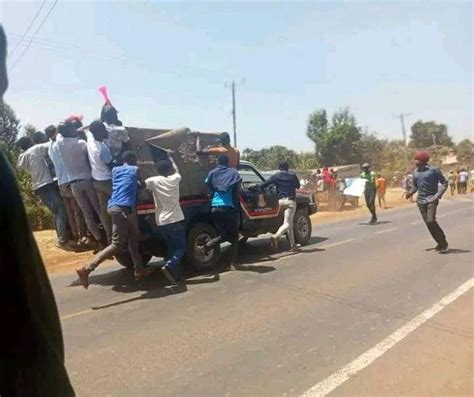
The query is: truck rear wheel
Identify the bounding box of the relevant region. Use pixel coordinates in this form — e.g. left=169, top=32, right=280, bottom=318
left=293, top=207, right=312, bottom=246
left=115, top=251, right=153, bottom=269
left=185, top=222, right=220, bottom=272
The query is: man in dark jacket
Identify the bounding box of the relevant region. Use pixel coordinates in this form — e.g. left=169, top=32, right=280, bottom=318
left=260, top=161, right=301, bottom=252
left=200, top=154, right=242, bottom=269
left=406, top=151, right=449, bottom=253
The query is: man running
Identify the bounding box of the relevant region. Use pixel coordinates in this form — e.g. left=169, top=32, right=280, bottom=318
left=260, top=161, right=301, bottom=252
left=360, top=163, right=377, bottom=224
left=200, top=154, right=242, bottom=269
left=145, top=156, right=185, bottom=284
left=76, top=151, right=154, bottom=288
left=406, top=151, right=449, bottom=253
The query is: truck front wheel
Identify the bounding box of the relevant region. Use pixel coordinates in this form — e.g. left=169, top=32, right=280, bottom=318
left=293, top=207, right=312, bottom=246
left=185, top=222, right=220, bottom=272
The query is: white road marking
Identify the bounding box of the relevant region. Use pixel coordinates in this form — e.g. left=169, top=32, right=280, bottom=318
left=61, top=309, right=93, bottom=320
left=439, top=208, right=472, bottom=218
left=375, top=227, right=397, bottom=234
left=300, top=277, right=474, bottom=397
left=319, top=239, right=356, bottom=249
left=410, top=220, right=422, bottom=225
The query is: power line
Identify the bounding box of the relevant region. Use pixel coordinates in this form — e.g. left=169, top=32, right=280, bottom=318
left=9, top=0, right=59, bottom=71
left=9, top=0, right=47, bottom=57
left=394, top=113, right=412, bottom=171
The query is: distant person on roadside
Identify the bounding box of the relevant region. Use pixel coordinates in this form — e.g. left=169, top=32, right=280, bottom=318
left=76, top=151, right=154, bottom=289
left=458, top=168, right=468, bottom=194
left=145, top=156, right=185, bottom=285
left=46, top=124, right=89, bottom=250
left=447, top=170, right=456, bottom=196
left=361, top=163, right=377, bottom=224
left=86, top=120, right=114, bottom=241
left=470, top=170, right=474, bottom=193
left=199, top=154, right=242, bottom=269
left=196, top=131, right=240, bottom=168
left=16, top=135, right=72, bottom=251
left=406, top=151, right=449, bottom=253
left=0, top=24, right=75, bottom=396
left=260, top=161, right=301, bottom=252
left=54, top=120, right=105, bottom=250
left=376, top=173, right=388, bottom=209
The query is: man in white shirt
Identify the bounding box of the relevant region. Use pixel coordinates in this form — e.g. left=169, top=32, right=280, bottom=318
left=17, top=135, right=71, bottom=250
left=145, top=156, right=185, bottom=284
left=86, top=120, right=113, bottom=241
left=458, top=168, right=468, bottom=194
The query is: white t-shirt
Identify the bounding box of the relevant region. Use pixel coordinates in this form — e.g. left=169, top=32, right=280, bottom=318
left=459, top=171, right=468, bottom=183
left=145, top=173, right=184, bottom=226
left=104, top=123, right=129, bottom=157
left=86, top=130, right=112, bottom=181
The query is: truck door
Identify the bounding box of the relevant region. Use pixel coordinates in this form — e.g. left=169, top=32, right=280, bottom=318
left=237, top=164, right=279, bottom=220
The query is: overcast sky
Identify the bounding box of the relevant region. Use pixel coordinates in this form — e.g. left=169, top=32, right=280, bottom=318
left=1, top=0, right=472, bottom=150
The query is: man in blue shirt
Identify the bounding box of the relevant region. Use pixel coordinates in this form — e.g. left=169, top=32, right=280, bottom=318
left=76, top=151, right=154, bottom=289
left=406, top=151, right=449, bottom=253
left=260, top=161, right=301, bottom=252
left=200, top=154, right=242, bottom=269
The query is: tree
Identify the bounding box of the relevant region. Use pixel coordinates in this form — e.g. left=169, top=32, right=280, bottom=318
left=23, top=123, right=37, bottom=138
left=409, top=120, right=453, bottom=148
left=353, top=133, right=387, bottom=170
left=306, top=107, right=362, bottom=166
left=0, top=101, right=20, bottom=152
left=456, top=139, right=474, bottom=165
left=242, top=146, right=300, bottom=170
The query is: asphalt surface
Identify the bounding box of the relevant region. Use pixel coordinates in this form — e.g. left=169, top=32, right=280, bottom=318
left=51, top=194, right=474, bottom=397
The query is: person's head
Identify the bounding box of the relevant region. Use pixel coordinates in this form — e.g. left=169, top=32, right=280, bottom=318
left=316, top=169, right=321, bottom=175
left=219, top=132, right=231, bottom=146
left=278, top=161, right=289, bottom=171
left=16, top=136, right=33, bottom=151
left=217, top=154, right=229, bottom=167
left=377, top=173, right=382, bottom=178
left=101, top=103, right=121, bottom=125
left=32, top=131, right=47, bottom=144
left=45, top=125, right=57, bottom=141
left=89, top=120, right=107, bottom=141
left=449, top=170, right=454, bottom=174
left=361, top=162, right=370, bottom=171
left=57, top=121, right=77, bottom=138
left=122, top=151, right=137, bottom=165
left=156, top=159, right=174, bottom=176
left=414, top=151, right=430, bottom=167
left=323, top=167, right=328, bottom=171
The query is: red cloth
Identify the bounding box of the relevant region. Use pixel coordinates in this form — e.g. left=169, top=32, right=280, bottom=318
left=414, top=151, right=430, bottom=162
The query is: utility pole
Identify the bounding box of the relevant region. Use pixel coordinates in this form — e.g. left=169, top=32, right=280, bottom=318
left=394, top=113, right=411, bottom=171
left=226, top=79, right=244, bottom=147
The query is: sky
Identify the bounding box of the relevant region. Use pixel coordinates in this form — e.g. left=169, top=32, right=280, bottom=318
left=0, top=0, right=472, bottom=151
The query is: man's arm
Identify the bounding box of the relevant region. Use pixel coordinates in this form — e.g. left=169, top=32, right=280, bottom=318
left=435, top=168, right=448, bottom=199
left=260, top=174, right=275, bottom=190
left=99, top=144, right=114, bottom=169
left=406, top=174, right=418, bottom=198
left=17, top=152, right=27, bottom=172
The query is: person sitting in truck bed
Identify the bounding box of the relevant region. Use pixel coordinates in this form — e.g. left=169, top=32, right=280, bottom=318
left=145, top=156, right=185, bottom=285
left=196, top=131, right=240, bottom=168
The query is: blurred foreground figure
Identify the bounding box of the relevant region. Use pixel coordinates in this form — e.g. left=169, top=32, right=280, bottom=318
left=0, top=25, right=75, bottom=396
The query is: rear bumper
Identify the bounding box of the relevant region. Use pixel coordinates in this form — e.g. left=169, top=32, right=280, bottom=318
left=308, top=202, right=317, bottom=215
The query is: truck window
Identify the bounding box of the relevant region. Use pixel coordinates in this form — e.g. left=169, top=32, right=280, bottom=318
left=238, top=165, right=265, bottom=185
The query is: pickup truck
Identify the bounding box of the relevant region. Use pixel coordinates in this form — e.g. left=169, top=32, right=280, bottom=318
left=115, top=128, right=317, bottom=271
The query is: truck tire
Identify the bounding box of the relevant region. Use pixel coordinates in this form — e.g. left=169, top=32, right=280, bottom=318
left=293, top=207, right=312, bottom=246
left=115, top=251, right=153, bottom=269
left=185, top=222, right=220, bottom=272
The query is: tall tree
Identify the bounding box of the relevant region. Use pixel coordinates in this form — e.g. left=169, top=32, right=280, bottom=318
left=409, top=120, right=453, bottom=148
left=242, top=146, right=300, bottom=170
left=0, top=101, right=20, bottom=152
left=306, top=107, right=362, bottom=166
left=456, top=139, right=474, bottom=165
left=23, top=123, right=37, bottom=138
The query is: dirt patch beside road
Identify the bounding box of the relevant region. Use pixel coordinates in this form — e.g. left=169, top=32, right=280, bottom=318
left=36, top=188, right=413, bottom=275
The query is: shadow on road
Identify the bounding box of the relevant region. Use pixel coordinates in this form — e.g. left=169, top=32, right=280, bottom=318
left=358, top=220, right=392, bottom=226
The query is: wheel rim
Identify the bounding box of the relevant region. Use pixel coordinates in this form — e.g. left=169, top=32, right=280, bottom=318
left=296, top=215, right=309, bottom=238
left=194, top=232, right=215, bottom=262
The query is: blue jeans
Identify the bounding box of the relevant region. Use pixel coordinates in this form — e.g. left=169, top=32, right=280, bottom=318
left=35, top=183, right=68, bottom=244
left=160, top=221, right=186, bottom=275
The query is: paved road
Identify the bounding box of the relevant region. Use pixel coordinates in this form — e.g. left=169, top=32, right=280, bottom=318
left=51, top=195, right=474, bottom=397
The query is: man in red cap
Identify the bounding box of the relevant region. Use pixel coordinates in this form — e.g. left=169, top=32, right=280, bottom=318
left=406, top=151, right=449, bottom=253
